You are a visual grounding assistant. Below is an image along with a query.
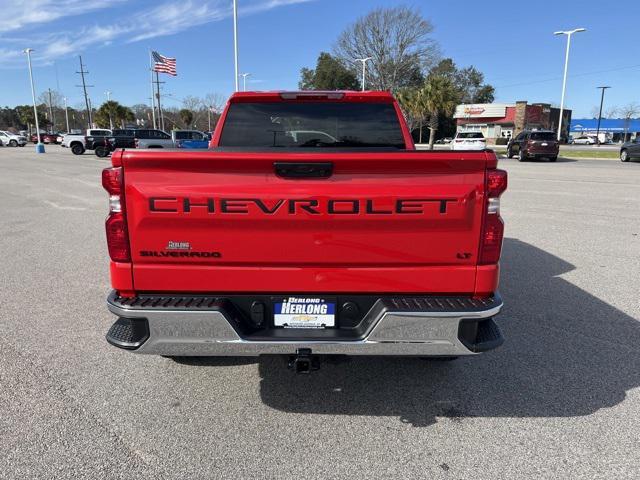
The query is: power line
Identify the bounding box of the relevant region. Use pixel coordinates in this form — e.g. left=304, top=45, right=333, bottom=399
left=495, top=63, right=640, bottom=89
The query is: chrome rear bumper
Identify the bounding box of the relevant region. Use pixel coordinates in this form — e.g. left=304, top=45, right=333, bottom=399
left=106, top=291, right=504, bottom=357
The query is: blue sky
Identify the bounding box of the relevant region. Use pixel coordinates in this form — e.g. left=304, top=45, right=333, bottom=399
left=1, top=0, right=638, bottom=117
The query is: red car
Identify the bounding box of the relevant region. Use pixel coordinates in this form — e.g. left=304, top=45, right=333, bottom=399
left=31, top=133, right=60, bottom=144
left=102, top=91, right=507, bottom=372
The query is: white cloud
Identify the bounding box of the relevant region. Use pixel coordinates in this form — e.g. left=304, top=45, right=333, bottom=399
left=0, top=0, right=313, bottom=66
left=0, top=0, right=124, bottom=33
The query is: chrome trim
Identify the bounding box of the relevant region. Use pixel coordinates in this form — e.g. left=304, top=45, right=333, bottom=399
left=106, top=293, right=502, bottom=356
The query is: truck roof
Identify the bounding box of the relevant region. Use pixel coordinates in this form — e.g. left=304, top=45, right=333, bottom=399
left=229, top=91, right=395, bottom=103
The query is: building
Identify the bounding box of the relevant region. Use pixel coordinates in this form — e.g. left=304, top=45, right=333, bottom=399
left=454, top=101, right=572, bottom=143
left=570, top=118, right=640, bottom=143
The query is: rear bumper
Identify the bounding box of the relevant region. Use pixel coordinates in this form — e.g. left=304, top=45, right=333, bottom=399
left=106, top=291, right=504, bottom=357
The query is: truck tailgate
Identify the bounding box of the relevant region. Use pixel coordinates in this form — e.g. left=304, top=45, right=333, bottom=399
left=121, top=150, right=490, bottom=293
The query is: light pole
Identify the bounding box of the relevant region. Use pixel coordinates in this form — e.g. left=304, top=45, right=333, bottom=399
left=63, top=96, right=70, bottom=133
left=105, top=90, right=113, bottom=129
left=233, top=0, right=239, bottom=92
left=354, top=57, right=372, bottom=91
left=595, top=86, right=610, bottom=146
left=24, top=48, right=44, bottom=153
left=239, top=73, right=251, bottom=91
left=554, top=28, right=586, bottom=141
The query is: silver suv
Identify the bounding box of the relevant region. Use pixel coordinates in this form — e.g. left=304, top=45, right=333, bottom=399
left=0, top=131, right=27, bottom=147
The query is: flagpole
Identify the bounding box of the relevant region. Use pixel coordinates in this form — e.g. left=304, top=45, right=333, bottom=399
left=149, top=50, right=157, bottom=129
left=155, top=70, right=164, bottom=131
left=233, top=0, right=239, bottom=92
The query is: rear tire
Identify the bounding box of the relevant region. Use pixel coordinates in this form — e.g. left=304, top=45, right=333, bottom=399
left=506, top=147, right=513, bottom=158
left=95, top=146, right=109, bottom=158
left=620, top=150, right=629, bottom=162
left=71, top=143, right=85, bottom=155
left=518, top=149, right=527, bottom=162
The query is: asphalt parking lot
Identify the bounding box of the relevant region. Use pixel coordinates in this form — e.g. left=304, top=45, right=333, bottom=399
left=1, top=145, right=639, bottom=479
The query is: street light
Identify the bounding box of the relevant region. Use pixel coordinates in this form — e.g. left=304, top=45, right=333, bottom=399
left=233, top=0, right=239, bottom=92
left=63, top=96, right=70, bottom=133
left=354, top=57, right=372, bottom=91
left=239, top=72, right=251, bottom=91
left=595, top=86, right=610, bottom=146
left=24, top=48, right=44, bottom=153
left=105, top=90, right=113, bottom=129
left=554, top=28, right=586, bottom=141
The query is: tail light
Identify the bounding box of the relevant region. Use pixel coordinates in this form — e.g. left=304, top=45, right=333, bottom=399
left=102, top=167, right=130, bottom=262
left=479, top=169, right=507, bottom=265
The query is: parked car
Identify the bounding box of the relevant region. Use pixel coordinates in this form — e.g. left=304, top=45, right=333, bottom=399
left=451, top=131, right=486, bottom=150
left=133, top=129, right=174, bottom=149
left=61, top=129, right=111, bottom=155
left=102, top=90, right=507, bottom=368
left=572, top=135, right=596, bottom=145
left=507, top=130, right=559, bottom=162
left=0, top=130, right=27, bottom=147
left=435, top=137, right=453, bottom=144
left=620, top=138, right=640, bottom=162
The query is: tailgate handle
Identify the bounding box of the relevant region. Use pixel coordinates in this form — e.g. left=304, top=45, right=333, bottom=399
left=274, top=162, right=333, bottom=179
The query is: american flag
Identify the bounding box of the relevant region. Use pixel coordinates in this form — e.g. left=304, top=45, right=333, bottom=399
left=152, top=51, right=177, bottom=76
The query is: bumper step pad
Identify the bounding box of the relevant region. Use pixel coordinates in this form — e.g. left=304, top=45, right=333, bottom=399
left=106, top=317, right=149, bottom=350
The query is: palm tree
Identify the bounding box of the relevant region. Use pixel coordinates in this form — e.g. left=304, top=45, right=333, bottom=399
left=422, top=75, right=459, bottom=150
left=396, top=88, right=427, bottom=143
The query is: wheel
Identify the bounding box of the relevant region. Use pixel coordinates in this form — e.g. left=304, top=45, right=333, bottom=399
left=620, top=150, right=629, bottom=162
left=71, top=143, right=85, bottom=155
left=518, top=148, right=527, bottom=162
left=9, top=139, right=17, bottom=147
left=549, top=156, right=557, bottom=162
left=95, top=146, right=109, bottom=158
left=506, top=147, right=513, bottom=158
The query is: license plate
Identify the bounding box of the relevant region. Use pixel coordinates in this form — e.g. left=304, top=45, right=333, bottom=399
left=274, top=297, right=336, bottom=329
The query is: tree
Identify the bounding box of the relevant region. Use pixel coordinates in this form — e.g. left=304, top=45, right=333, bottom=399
left=619, top=103, right=640, bottom=141
left=333, top=6, right=439, bottom=91
left=604, top=106, right=619, bottom=119
left=396, top=88, right=427, bottom=142
left=179, top=109, right=194, bottom=128
left=429, top=58, right=495, bottom=104
left=299, top=52, right=360, bottom=90
left=14, top=104, right=50, bottom=133
left=94, top=101, right=134, bottom=129
left=421, top=75, right=460, bottom=149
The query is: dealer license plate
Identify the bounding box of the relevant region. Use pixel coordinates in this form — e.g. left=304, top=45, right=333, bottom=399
left=274, top=297, right=336, bottom=329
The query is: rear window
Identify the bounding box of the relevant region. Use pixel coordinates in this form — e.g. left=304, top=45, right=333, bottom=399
left=457, top=132, right=484, bottom=139
left=530, top=132, right=555, bottom=141
left=219, top=102, right=405, bottom=148
left=112, top=129, right=135, bottom=136
left=175, top=131, right=204, bottom=140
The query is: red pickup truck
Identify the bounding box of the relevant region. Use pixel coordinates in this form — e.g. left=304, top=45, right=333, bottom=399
left=102, top=91, right=507, bottom=372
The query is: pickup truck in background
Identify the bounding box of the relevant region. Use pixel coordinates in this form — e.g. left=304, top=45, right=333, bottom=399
left=133, top=129, right=174, bottom=149
left=94, top=129, right=137, bottom=157
left=102, top=91, right=507, bottom=373
left=62, top=129, right=111, bottom=155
